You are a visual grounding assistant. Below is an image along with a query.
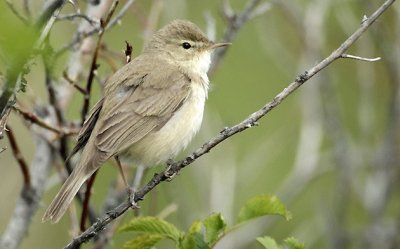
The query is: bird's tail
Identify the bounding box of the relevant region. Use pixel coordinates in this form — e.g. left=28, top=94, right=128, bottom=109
left=42, top=164, right=93, bottom=223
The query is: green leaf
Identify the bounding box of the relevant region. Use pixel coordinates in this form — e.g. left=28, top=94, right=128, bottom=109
left=257, top=236, right=281, bottom=249
left=237, top=195, right=291, bottom=223
left=180, top=220, right=208, bottom=249
left=122, top=234, right=165, bottom=249
left=203, top=213, right=226, bottom=244
left=284, top=237, right=305, bottom=249
left=119, top=217, right=182, bottom=242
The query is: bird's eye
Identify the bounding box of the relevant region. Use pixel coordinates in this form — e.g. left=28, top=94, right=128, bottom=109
left=182, top=42, right=191, bottom=49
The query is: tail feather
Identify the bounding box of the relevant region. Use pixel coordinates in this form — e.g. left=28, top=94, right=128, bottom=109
left=42, top=166, right=91, bottom=223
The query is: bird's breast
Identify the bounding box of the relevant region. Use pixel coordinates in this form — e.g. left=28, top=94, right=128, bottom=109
left=123, top=78, right=208, bottom=166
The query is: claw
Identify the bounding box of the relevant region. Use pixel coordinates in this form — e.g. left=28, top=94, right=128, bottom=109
left=126, top=187, right=140, bottom=209
left=164, top=161, right=177, bottom=181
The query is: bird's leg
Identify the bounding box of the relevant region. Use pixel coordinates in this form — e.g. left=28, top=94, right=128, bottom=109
left=114, top=155, right=139, bottom=208
left=164, top=159, right=177, bottom=182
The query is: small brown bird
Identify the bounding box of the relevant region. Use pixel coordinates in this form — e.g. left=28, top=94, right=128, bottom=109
left=42, top=20, right=230, bottom=223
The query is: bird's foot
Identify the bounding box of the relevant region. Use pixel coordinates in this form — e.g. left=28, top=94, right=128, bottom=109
left=126, top=187, right=140, bottom=209
left=164, top=159, right=177, bottom=182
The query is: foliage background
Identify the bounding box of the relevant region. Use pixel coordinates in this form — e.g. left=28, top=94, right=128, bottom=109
left=0, top=0, right=399, bottom=248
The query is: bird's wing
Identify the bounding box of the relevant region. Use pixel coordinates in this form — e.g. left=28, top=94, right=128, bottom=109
left=66, top=98, right=104, bottom=161
left=93, top=59, right=192, bottom=156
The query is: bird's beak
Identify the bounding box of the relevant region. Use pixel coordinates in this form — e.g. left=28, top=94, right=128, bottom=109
left=209, top=42, right=232, bottom=50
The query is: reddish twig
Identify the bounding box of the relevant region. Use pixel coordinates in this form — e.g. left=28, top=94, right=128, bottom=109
left=6, top=126, right=31, bottom=188
left=80, top=171, right=99, bottom=231
left=12, top=106, right=78, bottom=136
left=81, top=0, right=119, bottom=125
left=63, top=71, right=86, bottom=94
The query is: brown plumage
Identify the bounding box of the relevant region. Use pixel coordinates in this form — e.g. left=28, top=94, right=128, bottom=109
left=42, top=20, right=230, bottom=223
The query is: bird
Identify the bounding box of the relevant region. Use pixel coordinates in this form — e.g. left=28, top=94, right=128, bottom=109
left=42, top=19, right=230, bottom=223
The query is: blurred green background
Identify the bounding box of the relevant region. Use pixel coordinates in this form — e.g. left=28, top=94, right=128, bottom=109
left=1, top=0, right=399, bottom=248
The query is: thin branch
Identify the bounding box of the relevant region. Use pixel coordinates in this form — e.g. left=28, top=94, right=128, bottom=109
left=6, top=126, right=31, bottom=188
left=63, top=0, right=396, bottom=248
left=210, top=0, right=271, bottom=73
left=81, top=0, right=119, bottom=125
left=340, top=53, right=381, bottom=62
left=63, top=71, right=86, bottom=94
left=80, top=171, right=99, bottom=231
left=105, top=0, right=136, bottom=30
left=55, top=0, right=137, bottom=57
left=0, top=147, right=6, bottom=154
left=12, top=106, right=78, bottom=136
left=5, top=0, right=29, bottom=25
left=57, top=13, right=100, bottom=26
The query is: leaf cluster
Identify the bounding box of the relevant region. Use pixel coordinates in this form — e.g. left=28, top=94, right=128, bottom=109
left=119, top=194, right=297, bottom=249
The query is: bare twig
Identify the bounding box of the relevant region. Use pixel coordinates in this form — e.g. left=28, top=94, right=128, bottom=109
left=12, top=106, right=78, bottom=136
left=63, top=1, right=396, bottom=248
left=5, top=0, right=29, bottom=25
left=63, top=71, right=86, bottom=94
left=55, top=0, right=137, bottom=57
left=57, top=13, right=100, bottom=26
left=340, top=53, right=381, bottom=62
left=210, top=0, right=271, bottom=73
left=105, top=0, right=137, bottom=30
left=81, top=0, right=119, bottom=125
left=0, top=147, right=6, bottom=154
left=6, top=126, right=31, bottom=188
left=80, top=171, right=99, bottom=231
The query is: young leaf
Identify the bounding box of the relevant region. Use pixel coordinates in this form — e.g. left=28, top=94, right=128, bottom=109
left=122, top=234, right=165, bottom=249
left=119, top=217, right=183, bottom=242
left=180, top=220, right=208, bottom=249
left=203, top=213, right=226, bottom=244
left=284, top=237, right=305, bottom=249
left=237, top=195, right=291, bottom=223
left=256, top=236, right=281, bottom=249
